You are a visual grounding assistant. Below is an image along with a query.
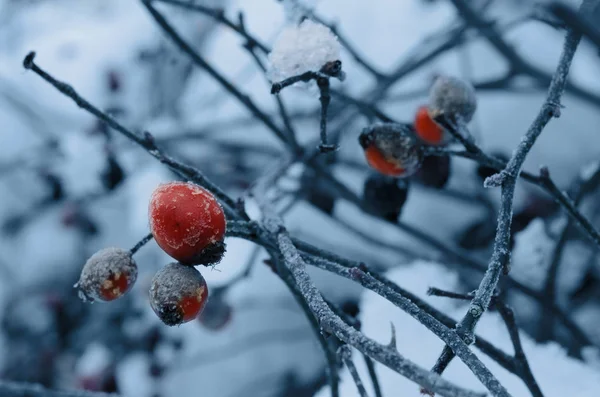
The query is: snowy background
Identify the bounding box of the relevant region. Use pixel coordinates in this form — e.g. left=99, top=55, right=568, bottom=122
left=0, top=0, right=600, bottom=396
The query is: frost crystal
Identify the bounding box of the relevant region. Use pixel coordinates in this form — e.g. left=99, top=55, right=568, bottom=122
left=268, top=19, right=340, bottom=82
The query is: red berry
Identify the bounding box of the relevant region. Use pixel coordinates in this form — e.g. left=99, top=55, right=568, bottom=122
left=149, top=182, right=226, bottom=265
left=358, top=123, right=422, bottom=178
left=149, top=262, right=209, bottom=326
left=76, top=248, right=137, bottom=302
left=414, top=106, right=444, bottom=145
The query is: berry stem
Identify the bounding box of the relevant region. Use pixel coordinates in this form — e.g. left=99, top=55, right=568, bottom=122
left=130, top=233, right=154, bottom=255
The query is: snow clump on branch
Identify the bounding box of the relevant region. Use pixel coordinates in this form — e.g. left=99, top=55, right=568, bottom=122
left=268, top=19, right=341, bottom=82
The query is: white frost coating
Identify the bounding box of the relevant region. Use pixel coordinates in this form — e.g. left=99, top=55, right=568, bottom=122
left=268, top=19, right=340, bottom=82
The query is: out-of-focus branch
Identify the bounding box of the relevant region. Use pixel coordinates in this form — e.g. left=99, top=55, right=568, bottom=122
left=538, top=163, right=600, bottom=342
left=22, top=52, right=241, bottom=220
left=447, top=0, right=600, bottom=106
left=0, top=381, right=117, bottom=397
left=141, top=0, right=291, bottom=147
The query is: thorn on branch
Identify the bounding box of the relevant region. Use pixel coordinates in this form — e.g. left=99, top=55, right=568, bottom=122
left=387, top=322, right=397, bottom=350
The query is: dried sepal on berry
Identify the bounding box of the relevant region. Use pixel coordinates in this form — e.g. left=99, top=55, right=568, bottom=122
left=75, top=247, right=137, bottom=302
left=362, top=173, right=410, bottom=221
left=149, top=182, right=226, bottom=266
left=428, top=75, right=477, bottom=123
left=149, top=262, right=209, bottom=326
left=359, top=122, right=423, bottom=178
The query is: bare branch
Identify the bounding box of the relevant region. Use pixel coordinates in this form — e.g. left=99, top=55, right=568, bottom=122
left=338, top=345, right=371, bottom=397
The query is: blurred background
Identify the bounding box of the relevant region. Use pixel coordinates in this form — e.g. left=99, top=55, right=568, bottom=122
left=0, top=0, right=599, bottom=396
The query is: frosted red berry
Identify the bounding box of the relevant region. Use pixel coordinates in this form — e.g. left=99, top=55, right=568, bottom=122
left=358, top=123, right=423, bottom=178
left=414, top=105, right=444, bottom=145
left=149, top=182, right=226, bottom=265
left=76, top=247, right=137, bottom=302
left=149, top=262, right=209, bottom=326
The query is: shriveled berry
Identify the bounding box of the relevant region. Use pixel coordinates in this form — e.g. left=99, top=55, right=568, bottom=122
left=417, top=154, right=451, bottom=189
left=149, top=262, right=209, bottom=326
left=362, top=173, right=410, bottom=221
left=359, top=123, right=423, bottom=178
left=414, top=105, right=444, bottom=145
left=75, top=248, right=137, bottom=302
left=198, top=294, right=233, bottom=331
left=149, top=182, right=226, bottom=265
left=429, top=75, right=477, bottom=123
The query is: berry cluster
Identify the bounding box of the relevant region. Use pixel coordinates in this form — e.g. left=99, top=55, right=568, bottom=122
left=359, top=75, right=476, bottom=219
left=76, top=182, right=227, bottom=327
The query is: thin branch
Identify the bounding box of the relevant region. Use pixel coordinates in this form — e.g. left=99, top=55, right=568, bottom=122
left=363, top=355, right=383, bottom=397
left=338, top=345, right=370, bottom=397
left=494, top=302, right=544, bottom=397
left=548, top=1, right=600, bottom=48
left=538, top=163, right=600, bottom=341
left=22, top=52, right=241, bottom=220
left=271, top=62, right=344, bottom=153
left=141, top=0, right=290, bottom=146
left=427, top=288, right=544, bottom=397
left=0, top=381, right=117, bottom=397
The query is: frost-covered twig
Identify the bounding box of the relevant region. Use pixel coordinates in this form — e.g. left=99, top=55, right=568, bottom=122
left=271, top=61, right=344, bottom=153
left=302, top=255, right=510, bottom=396
left=338, top=345, right=370, bottom=397
left=250, top=178, right=489, bottom=396
left=426, top=138, right=600, bottom=250
left=427, top=288, right=543, bottom=397
left=0, top=381, right=117, bottom=397
left=292, top=167, right=593, bottom=348
left=429, top=9, right=588, bottom=380
left=229, top=221, right=536, bottom=392
left=22, top=52, right=241, bottom=219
